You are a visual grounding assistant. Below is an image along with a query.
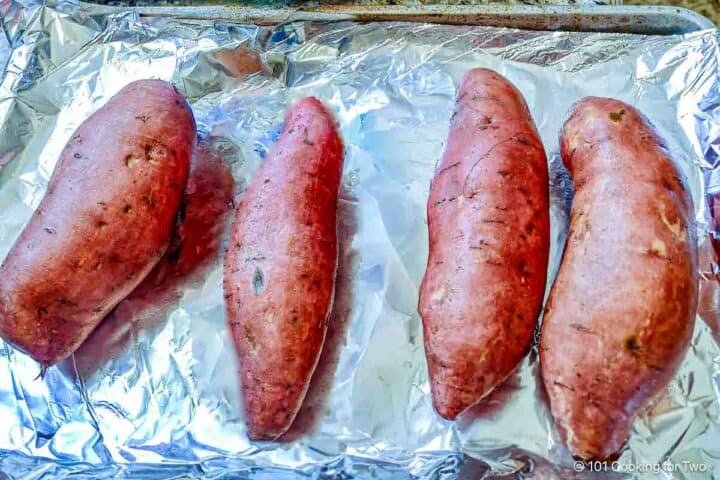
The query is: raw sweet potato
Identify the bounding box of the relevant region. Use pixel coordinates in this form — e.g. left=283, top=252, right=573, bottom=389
left=540, top=97, right=698, bottom=460
left=224, top=97, right=344, bottom=440
left=418, top=68, right=550, bottom=420
left=0, top=79, right=195, bottom=366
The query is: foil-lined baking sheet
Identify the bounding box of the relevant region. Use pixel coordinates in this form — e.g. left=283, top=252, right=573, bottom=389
left=0, top=1, right=718, bottom=478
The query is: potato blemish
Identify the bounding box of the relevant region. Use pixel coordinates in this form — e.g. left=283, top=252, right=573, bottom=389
left=124, top=154, right=141, bottom=168
left=252, top=267, right=265, bottom=295
left=609, top=110, right=626, bottom=122
left=432, top=285, right=446, bottom=302
left=661, top=212, right=684, bottom=241
left=645, top=239, right=667, bottom=258
left=146, top=143, right=167, bottom=166
left=624, top=334, right=640, bottom=354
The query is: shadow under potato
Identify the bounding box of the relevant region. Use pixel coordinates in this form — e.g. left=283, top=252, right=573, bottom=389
left=70, top=140, right=235, bottom=380
left=455, top=370, right=524, bottom=428
left=280, top=190, right=359, bottom=442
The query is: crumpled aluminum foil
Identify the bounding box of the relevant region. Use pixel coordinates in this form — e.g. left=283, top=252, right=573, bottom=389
left=0, top=1, right=718, bottom=478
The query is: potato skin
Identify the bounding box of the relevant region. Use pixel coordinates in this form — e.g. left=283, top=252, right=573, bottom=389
left=0, top=80, right=195, bottom=365
left=540, top=97, right=698, bottom=460
left=224, top=97, right=344, bottom=441
left=418, top=68, right=550, bottom=420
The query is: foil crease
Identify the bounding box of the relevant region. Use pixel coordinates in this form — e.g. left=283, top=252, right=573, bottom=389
left=0, top=1, right=718, bottom=478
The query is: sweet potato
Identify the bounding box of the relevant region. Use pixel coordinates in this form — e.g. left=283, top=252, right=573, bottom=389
left=0, top=79, right=196, bottom=366
left=418, top=68, right=550, bottom=420
left=540, top=97, right=698, bottom=460
left=224, top=97, right=344, bottom=440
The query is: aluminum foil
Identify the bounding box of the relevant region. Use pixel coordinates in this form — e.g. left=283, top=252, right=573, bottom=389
left=0, top=1, right=719, bottom=478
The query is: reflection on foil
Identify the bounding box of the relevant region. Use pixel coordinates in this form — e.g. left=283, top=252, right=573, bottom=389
left=0, top=1, right=718, bottom=478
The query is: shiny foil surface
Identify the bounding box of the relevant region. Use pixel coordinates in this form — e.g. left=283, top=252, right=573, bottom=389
left=0, top=1, right=719, bottom=478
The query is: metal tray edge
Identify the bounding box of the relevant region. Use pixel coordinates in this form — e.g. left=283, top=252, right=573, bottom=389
left=80, top=4, right=717, bottom=35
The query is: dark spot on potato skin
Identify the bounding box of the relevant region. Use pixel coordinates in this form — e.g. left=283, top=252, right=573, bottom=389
left=624, top=334, right=640, bottom=354
left=73, top=153, right=82, bottom=159
left=123, top=204, right=132, bottom=214
left=44, top=227, right=56, bottom=235
left=569, top=323, right=595, bottom=335
left=432, top=196, right=458, bottom=208
left=469, top=238, right=488, bottom=250
left=478, top=115, right=497, bottom=130
left=609, top=110, right=626, bottom=122
left=245, top=326, right=257, bottom=350
left=644, top=244, right=668, bottom=259
left=57, top=297, right=77, bottom=308
left=252, top=268, right=265, bottom=295
left=518, top=260, right=531, bottom=277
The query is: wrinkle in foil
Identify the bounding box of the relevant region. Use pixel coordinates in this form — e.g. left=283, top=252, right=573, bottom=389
left=0, top=1, right=718, bottom=478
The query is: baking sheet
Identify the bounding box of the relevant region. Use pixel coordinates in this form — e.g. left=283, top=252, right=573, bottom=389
left=0, top=1, right=719, bottom=478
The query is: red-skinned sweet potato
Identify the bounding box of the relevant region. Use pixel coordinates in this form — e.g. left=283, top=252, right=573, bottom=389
left=0, top=79, right=195, bottom=366
left=418, top=68, right=550, bottom=420
left=224, top=97, right=344, bottom=440
left=540, top=97, right=698, bottom=460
